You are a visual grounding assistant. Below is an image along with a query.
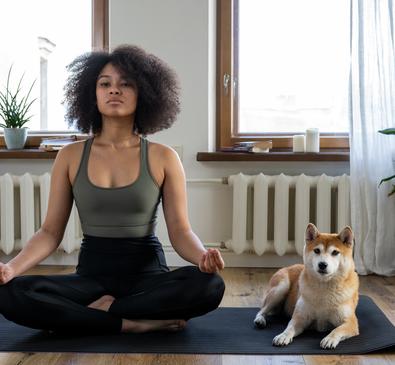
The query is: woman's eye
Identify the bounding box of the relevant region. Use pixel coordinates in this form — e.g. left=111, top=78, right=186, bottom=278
left=99, top=82, right=110, bottom=87
left=332, top=250, right=340, bottom=256
left=314, top=248, right=320, bottom=254
left=121, top=81, right=134, bottom=87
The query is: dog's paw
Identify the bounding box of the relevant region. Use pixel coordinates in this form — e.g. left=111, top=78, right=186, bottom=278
left=272, top=332, right=293, bottom=346
left=320, top=334, right=340, bottom=349
left=254, top=312, right=267, bottom=328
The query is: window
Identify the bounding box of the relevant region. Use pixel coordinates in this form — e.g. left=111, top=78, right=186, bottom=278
left=0, top=0, right=108, bottom=134
left=217, top=0, right=350, bottom=149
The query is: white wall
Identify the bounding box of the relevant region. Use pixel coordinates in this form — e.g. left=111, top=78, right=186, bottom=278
left=1, top=0, right=349, bottom=265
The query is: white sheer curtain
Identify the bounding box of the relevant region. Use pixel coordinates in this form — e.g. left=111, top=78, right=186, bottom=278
left=349, top=0, right=395, bottom=275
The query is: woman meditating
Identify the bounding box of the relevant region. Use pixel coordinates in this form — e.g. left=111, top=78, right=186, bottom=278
left=0, top=45, right=225, bottom=334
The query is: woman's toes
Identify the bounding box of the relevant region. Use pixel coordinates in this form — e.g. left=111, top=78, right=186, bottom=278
left=176, top=319, right=187, bottom=329
left=167, top=319, right=187, bottom=331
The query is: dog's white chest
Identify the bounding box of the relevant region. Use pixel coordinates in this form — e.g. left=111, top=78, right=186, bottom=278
left=304, top=296, right=348, bottom=330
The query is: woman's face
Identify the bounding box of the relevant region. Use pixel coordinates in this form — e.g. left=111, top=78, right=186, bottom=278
left=96, top=63, right=138, bottom=119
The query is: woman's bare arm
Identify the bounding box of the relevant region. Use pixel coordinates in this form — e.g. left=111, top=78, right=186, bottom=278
left=161, top=146, right=224, bottom=272
left=5, top=229, right=64, bottom=280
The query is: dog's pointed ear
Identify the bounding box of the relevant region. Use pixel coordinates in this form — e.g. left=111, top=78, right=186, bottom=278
left=306, top=223, right=319, bottom=242
left=338, top=226, right=354, bottom=247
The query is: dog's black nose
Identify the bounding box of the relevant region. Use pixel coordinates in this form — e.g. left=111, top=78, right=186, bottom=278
left=318, top=262, right=328, bottom=270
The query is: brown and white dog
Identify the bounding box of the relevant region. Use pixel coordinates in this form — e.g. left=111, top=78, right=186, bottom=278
left=254, top=223, right=359, bottom=349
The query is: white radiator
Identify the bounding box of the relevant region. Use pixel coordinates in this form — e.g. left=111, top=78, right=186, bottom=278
left=225, top=173, right=350, bottom=256
left=0, top=173, right=82, bottom=255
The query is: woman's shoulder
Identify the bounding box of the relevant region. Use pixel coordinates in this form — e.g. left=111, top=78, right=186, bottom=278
left=61, top=139, right=87, bottom=158
left=146, top=139, right=180, bottom=163
left=146, top=140, right=182, bottom=180
left=53, top=139, right=87, bottom=169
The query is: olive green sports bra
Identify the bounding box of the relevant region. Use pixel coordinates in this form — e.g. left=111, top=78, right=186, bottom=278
left=72, top=136, right=162, bottom=238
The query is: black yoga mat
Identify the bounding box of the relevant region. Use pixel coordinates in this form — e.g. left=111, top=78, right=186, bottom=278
left=0, top=295, right=394, bottom=354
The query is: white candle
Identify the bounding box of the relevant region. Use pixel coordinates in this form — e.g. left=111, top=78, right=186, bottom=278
left=293, top=135, right=305, bottom=152
left=305, top=128, right=320, bottom=152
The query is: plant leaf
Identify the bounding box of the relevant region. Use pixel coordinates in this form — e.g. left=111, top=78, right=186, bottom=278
left=0, top=65, right=36, bottom=128
left=5, top=64, right=13, bottom=96
left=379, top=174, right=395, bottom=186
left=378, top=128, right=395, bottom=135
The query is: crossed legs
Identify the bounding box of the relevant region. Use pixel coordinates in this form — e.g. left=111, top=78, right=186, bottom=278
left=0, top=266, right=225, bottom=334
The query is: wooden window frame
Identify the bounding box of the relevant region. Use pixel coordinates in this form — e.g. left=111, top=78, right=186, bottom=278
left=216, top=0, right=349, bottom=151
left=92, top=0, right=109, bottom=52
left=0, top=0, right=109, bottom=148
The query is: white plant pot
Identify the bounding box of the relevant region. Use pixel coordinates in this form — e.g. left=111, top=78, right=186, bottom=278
left=3, top=127, right=28, bottom=149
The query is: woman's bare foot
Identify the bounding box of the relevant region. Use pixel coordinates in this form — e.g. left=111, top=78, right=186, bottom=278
left=87, top=295, right=115, bottom=311
left=87, top=296, right=187, bottom=333
left=121, top=319, right=187, bottom=333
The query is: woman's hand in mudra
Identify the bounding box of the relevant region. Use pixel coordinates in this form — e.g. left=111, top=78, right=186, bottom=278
left=0, top=262, right=14, bottom=285
left=198, top=248, right=225, bottom=273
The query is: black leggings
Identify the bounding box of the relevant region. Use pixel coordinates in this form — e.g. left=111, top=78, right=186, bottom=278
left=0, top=234, right=225, bottom=334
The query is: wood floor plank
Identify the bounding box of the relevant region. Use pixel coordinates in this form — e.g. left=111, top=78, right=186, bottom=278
left=222, top=354, right=306, bottom=364
left=220, top=267, right=276, bottom=307
left=303, top=354, right=395, bottom=365
left=0, top=353, right=30, bottom=365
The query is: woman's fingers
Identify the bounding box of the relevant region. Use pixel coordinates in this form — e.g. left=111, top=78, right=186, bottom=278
left=207, top=249, right=225, bottom=272
left=213, top=249, right=225, bottom=270
left=199, top=249, right=225, bottom=273
left=199, top=252, right=207, bottom=272
left=0, top=262, right=12, bottom=285
left=199, top=251, right=214, bottom=273
left=200, top=252, right=210, bottom=272
left=205, top=252, right=212, bottom=271
left=0, top=263, right=5, bottom=283
left=206, top=250, right=215, bottom=272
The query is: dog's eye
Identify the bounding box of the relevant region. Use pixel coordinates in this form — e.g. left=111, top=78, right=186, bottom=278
left=332, top=250, right=340, bottom=256
left=314, top=248, right=320, bottom=254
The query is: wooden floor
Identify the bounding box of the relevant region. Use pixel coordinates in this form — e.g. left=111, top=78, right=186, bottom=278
left=0, top=265, right=394, bottom=365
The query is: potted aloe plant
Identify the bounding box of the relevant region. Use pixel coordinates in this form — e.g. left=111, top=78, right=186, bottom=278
left=379, top=128, right=395, bottom=196
left=0, top=65, right=36, bottom=149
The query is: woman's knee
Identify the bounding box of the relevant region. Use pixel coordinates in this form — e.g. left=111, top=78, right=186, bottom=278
left=205, top=272, right=225, bottom=304
left=187, top=267, right=226, bottom=305
left=0, top=276, right=30, bottom=316
left=4, top=275, right=39, bottom=294
left=0, top=284, right=11, bottom=312
left=0, top=276, right=45, bottom=311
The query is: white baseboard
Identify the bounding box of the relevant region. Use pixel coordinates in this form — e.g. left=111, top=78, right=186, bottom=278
left=0, top=247, right=302, bottom=268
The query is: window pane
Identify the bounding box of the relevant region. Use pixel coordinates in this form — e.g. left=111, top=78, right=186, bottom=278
left=238, top=0, right=350, bottom=134
left=0, top=0, right=91, bottom=132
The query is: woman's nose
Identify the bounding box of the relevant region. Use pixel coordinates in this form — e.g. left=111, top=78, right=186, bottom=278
left=109, top=85, right=121, bottom=94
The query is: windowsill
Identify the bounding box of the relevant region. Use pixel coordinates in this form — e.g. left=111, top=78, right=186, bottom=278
left=0, top=147, right=349, bottom=161
left=0, top=148, right=60, bottom=159
left=0, top=133, right=89, bottom=159
left=197, top=148, right=349, bottom=162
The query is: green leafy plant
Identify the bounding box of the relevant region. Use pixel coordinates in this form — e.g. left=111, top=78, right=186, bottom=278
left=0, top=65, right=36, bottom=129
left=378, top=128, right=395, bottom=196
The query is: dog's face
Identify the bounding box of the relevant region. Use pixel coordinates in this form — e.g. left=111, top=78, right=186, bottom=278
left=303, top=223, right=354, bottom=281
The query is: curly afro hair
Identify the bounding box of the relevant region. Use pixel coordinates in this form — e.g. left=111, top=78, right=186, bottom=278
left=63, top=44, right=181, bottom=136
